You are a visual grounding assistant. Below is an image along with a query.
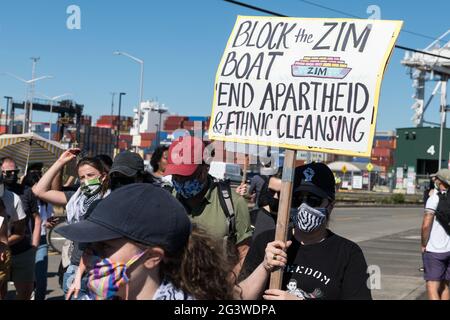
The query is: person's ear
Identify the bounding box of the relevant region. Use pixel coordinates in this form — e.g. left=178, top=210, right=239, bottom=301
left=143, top=247, right=165, bottom=270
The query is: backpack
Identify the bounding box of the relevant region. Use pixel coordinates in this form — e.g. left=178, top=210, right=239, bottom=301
left=175, top=178, right=238, bottom=247
left=213, top=178, right=237, bottom=245
left=436, top=192, right=450, bottom=235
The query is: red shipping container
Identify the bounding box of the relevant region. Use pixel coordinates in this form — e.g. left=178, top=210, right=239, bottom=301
left=140, top=133, right=155, bottom=140
left=371, top=147, right=391, bottom=158
left=375, top=140, right=396, bottom=149
left=119, top=135, right=132, bottom=141
left=140, top=140, right=152, bottom=148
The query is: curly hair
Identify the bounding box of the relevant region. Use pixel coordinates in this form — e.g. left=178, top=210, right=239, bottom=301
left=160, top=225, right=240, bottom=300
left=150, top=146, right=168, bottom=173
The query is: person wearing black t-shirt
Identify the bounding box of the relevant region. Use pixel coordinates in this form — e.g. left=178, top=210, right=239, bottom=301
left=240, top=162, right=372, bottom=300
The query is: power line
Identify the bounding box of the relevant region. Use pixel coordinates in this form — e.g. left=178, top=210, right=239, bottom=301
left=298, top=0, right=360, bottom=19
left=224, top=0, right=287, bottom=16
left=297, top=0, right=440, bottom=42
left=223, top=0, right=450, bottom=61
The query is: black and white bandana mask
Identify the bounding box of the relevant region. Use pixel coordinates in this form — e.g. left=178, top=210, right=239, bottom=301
left=291, top=203, right=327, bottom=233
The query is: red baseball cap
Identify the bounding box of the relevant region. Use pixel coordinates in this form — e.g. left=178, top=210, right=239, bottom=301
left=164, top=136, right=205, bottom=176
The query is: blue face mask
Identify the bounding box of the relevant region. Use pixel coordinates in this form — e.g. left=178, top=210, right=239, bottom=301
left=173, top=178, right=206, bottom=199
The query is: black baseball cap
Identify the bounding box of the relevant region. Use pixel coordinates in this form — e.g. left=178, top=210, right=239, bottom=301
left=109, top=151, right=144, bottom=177
left=28, top=162, right=44, bottom=172
left=293, top=162, right=336, bottom=200
left=56, top=183, right=192, bottom=253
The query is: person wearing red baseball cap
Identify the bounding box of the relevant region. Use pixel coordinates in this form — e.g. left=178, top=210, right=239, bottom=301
left=165, top=135, right=253, bottom=275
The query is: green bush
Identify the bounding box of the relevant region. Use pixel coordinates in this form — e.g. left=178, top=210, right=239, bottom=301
left=391, top=193, right=405, bottom=204
left=380, top=196, right=392, bottom=204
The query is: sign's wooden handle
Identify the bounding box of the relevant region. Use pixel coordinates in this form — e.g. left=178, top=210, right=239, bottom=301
left=269, top=149, right=296, bottom=289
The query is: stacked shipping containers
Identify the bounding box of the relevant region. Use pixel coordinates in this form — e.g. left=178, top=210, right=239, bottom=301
left=371, top=136, right=396, bottom=173
left=96, top=115, right=133, bottom=132
left=163, top=116, right=188, bottom=133
left=78, top=125, right=116, bottom=157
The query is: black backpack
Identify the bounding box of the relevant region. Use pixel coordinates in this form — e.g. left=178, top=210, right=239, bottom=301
left=213, top=179, right=237, bottom=245
left=436, top=192, right=450, bottom=235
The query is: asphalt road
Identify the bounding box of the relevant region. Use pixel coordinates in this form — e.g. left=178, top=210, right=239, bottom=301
left=7, top=206, right=426, bottom=300
left=330, top=207, right=425, bottom=300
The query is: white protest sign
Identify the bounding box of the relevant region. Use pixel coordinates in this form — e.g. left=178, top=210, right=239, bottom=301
left=352, top=175, right=363, bottom=189
left=209, top=16, right=402, bottom=157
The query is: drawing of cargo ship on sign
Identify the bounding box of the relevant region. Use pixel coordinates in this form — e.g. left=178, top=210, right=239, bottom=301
left=291, top=56, right=352, bottom=79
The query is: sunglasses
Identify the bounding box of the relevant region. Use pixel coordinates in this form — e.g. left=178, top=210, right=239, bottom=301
left=2, top=169, right=19, bottom=177
left=293, top=192, right=328, bottom=208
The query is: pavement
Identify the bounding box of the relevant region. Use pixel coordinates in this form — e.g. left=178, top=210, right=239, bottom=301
left=330, top=207, right=426, bottom=300
left=7, top=206, right=427, bottom=300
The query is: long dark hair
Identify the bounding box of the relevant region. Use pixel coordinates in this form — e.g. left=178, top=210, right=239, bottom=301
left=150, top=146, right=168, bottom=173
left=22, top=171, right=41, bottom=188
left=160, top=225, right=239, bottom=300
left=76, top=157, right=109, bottom=194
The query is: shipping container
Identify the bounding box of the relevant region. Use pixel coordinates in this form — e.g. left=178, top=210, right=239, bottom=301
left=188, top=116, right=208, bottom=122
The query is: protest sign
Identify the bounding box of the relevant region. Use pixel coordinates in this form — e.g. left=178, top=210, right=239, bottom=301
left=209, top=16, right=403, bottom=157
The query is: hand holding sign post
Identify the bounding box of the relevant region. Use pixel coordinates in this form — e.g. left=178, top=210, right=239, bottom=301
left=209, top=16, right=402, bottom=290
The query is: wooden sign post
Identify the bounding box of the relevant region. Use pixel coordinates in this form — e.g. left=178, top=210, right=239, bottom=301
left=269, top=149, right=296, bottom=289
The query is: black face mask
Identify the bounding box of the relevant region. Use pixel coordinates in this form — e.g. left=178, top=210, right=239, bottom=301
left=2, top=171, right=18, bottom=186
left=258, top=183, right=280, bottom=213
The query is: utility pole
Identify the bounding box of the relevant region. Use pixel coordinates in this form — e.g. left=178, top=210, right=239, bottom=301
left=110, top=92, right=116, bottom=116
left=439, top=77, right=448, bottom=169
left=27, top=57, right=40, bottom=133
left=4, top=96, right=12, bottom=133
left=117, top=92, right=126, bottom=149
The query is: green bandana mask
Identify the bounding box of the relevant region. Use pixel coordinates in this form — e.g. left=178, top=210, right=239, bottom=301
left=81, top=177, right=102, bottom=197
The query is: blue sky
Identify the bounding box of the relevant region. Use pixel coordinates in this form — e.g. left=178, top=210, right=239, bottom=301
left=0, top=0, right=448, bottom=131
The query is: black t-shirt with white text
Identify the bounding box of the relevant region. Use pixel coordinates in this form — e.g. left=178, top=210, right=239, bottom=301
left=241, top=228, right=372, bottom=300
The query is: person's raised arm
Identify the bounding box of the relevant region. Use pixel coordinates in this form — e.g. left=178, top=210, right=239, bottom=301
left=63, top=158, right=78, bottom=188
left=33, top=149, right=80, bottom=206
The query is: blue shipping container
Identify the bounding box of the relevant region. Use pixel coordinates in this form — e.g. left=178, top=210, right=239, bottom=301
left=188, top=116, right=208, bottom=122
left=352, top=157, right=370, bottom=163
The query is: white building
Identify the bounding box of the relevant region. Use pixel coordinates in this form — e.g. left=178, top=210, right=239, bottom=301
left=130, top=100, right=170, bottom=135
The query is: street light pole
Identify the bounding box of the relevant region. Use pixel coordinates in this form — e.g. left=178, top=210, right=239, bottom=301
left=151, top=104, right=168, bottom=148
left=3, top=71, right=53, bottom=133
left=117, top=92, right=126, bottom=150
left=113, top=51, right=144, bottom=152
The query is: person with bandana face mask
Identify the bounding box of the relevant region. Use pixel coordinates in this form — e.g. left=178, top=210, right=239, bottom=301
left=33, top=149, right=110, bottom=300
left=241, top=162, right=372, bottom=300
left=164, top=136, right=253, bottom=276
